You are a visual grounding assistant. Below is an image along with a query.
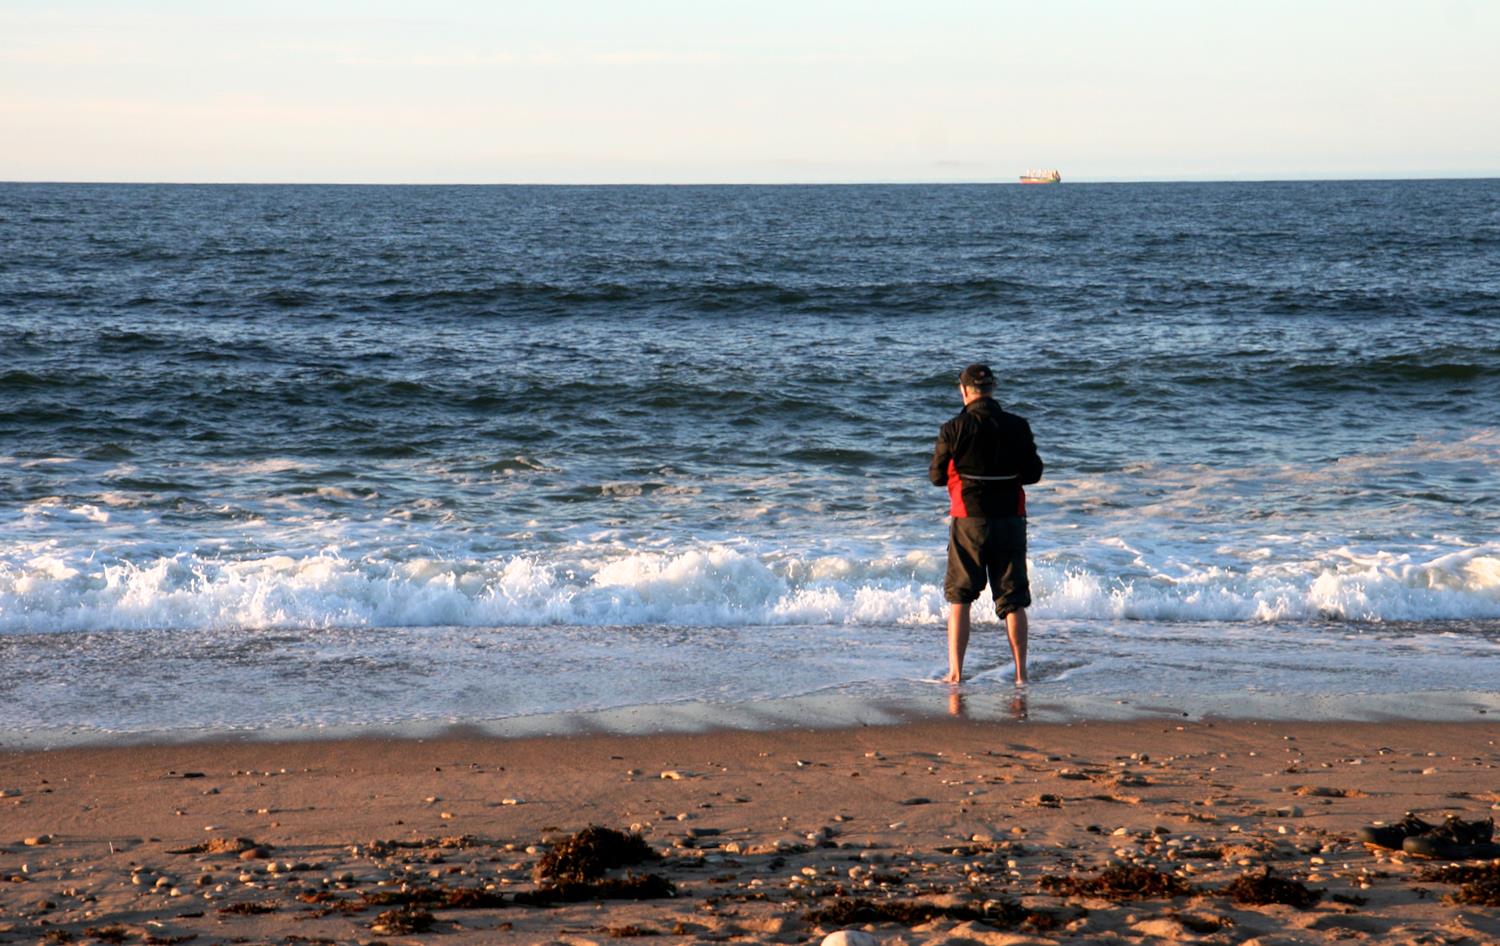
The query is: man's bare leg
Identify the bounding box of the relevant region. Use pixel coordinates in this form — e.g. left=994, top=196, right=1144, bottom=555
left=1006, top=608, right=1029, bottom=685
left=943, top=602, right=971, bottom=683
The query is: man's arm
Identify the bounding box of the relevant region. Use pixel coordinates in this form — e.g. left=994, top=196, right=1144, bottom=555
left=1017, top=419, right=1044, bottom=485
left=929, top=423, right=953, bottom=486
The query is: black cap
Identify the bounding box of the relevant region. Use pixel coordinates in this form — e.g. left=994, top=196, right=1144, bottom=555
left=959, top=363, right=995, bottom=388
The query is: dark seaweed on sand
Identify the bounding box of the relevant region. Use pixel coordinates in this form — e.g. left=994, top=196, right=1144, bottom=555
left=1417, top=861, right=1500, bottom=907
left=534, top=825, right=657, bottom=884
left=296, top=890, right=366, bottom=917
left=1220, top=869, right=1323, bottom=908
left=361, top=884, right=508, bottom=909
left=216, top=900, right=280, bottom=915
left=1039, top=864, right=1192, bottom=900
left=605, top=924, right=661, bottom=937
left=370, top=905, right=435, bottom=934
left=515, top=872, right=677, bottom=904
left=804, top=897, right=1054, bottom=931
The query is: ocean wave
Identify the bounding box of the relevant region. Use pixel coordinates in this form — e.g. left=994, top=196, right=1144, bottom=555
left=2, top=542, right=1496, bottom=635
left=361, top=275, right=1036, bottom=317
left=1283, top=349, right=1500, bottom=385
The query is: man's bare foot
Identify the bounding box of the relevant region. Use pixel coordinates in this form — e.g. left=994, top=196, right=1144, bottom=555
left=1015, top=675, right=1027, bottom=686
left=942, top=669, right=962, bottom=684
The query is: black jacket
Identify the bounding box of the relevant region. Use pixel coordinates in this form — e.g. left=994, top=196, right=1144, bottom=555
left=928, top=397, right=1043, bottom=518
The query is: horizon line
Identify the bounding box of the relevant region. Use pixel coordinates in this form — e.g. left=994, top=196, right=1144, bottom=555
left=3, top=173, right=1498, bottom=188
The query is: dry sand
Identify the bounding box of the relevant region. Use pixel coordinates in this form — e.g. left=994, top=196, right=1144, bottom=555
left=3, top=717, right=1499, bottom=945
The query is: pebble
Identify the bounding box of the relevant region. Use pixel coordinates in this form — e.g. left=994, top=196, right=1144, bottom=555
left=501, top=798, right=522, bottom=806
left=23, top=835, right=52, bottom=846
left=0, top=788, right=20, bottom=798
left=660, top=770, right=686, bottom=780
left=822, top=930, right=879, bottom=946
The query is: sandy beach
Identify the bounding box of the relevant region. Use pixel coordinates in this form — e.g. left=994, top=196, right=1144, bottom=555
left=3, top=717, right=1498, bottom=945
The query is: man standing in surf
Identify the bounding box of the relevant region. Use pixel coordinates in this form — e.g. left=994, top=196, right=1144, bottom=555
left=929, top=364, right=1044, bottom=685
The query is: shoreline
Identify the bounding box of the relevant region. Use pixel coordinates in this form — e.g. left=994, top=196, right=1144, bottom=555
left=3, top=685, right=1496, bottom=752
left=4, top=717, right=1499, bottom=944
left=9, top=618, right=1499, bottom=746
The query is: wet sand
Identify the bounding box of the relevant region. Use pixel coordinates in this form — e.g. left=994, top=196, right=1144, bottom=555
left=3, top=718, right=1499, bottom=945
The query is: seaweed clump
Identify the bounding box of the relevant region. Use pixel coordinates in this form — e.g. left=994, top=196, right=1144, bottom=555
left=516, top=872, right=676, bottom=904
left=370, top=906, right=435, bottom=934
left=362, top=885, right=508, bottom=909
left=535, top=825, right=657, bottom=884
left=804, top=897, right=1053, bottom=931
left=516, top=825, right=675, bottom=903
left=1417, top=862, right=1500, bottom=907
left=1039, top=864, right=1191, bottom=900
left=605, top=924, right=661, bottom=937
left=1220, top=869, right=1323, bottom=908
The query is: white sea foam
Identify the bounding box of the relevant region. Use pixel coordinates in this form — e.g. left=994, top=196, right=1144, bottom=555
left=2, top=539, right=1497, bottom=634
left=3, top=431, right=1495, bottom=634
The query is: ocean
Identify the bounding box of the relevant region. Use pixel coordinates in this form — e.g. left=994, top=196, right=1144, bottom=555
left=2, top=180, right=1497, bottom=740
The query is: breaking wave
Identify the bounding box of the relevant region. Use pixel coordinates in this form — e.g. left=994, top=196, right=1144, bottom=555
left=3, top=541, right=1497, bottom=635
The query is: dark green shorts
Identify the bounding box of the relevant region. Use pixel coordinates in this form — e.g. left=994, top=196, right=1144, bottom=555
left=944, top=516, right=1030, bottom=617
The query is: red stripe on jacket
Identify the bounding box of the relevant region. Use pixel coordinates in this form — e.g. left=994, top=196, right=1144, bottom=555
left=946, top=459, right=967, bottom=517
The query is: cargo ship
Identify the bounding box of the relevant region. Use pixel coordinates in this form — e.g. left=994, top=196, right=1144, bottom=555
left=1019, top=169, right=1062, bottom=184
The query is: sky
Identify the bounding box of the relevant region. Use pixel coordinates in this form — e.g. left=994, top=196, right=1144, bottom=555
left=2, top=0, right=1497, bottom=184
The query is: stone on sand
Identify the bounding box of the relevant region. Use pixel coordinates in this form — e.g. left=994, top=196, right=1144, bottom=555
left=821, top=931, right=879, bottom=946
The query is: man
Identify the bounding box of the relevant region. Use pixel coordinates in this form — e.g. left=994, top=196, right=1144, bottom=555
left=928, top=363, right=1043, bottom=685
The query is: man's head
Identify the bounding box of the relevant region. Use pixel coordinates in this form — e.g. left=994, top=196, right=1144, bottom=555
left=958, top=363, right=996, bottom=404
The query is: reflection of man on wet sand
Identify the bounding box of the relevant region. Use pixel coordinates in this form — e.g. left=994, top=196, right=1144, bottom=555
left=929, top=364, right=1043, bottom=685
left=948, top=689, right=1028, bottom=720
